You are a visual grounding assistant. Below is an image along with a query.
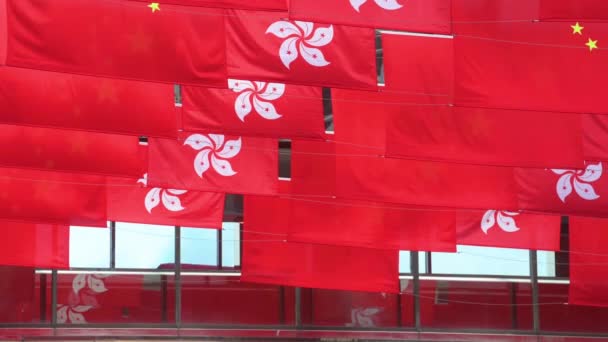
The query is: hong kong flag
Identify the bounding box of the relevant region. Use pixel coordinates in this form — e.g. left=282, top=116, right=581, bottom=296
left=106, top=175, right=224, bottom=228
left=0, top=168, right=107, bottom=227
left=516, top=162, right=608, bottom=217
left=148, top=133, right=278, bottom=195
left=289, top=0, right=451, bottom=34
left=0, top=123, right=146, bottom=178
left=6, top=0, right=226, bottom=86
left=569, top=216, right=608, bottom=307
left=0, top=221, right=69, bottom=269
left=226, top=9, right=377, bottom=90
left=456, top=210, right=561, bottom=250
left=0, top=67, right=177, bottom=138
left=182, top=79, right=325, bottom=139
left=540, top=0, right=608, bottom=21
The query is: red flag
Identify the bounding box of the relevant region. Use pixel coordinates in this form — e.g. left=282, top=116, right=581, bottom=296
left=454, top=21, right=608, bottom=114
left=0, top=0, right=6, bottom=65
left=569, top=216, right=608, bottom=306
left=456, top=210, right=561, bottom=250
left=226, top=10, right=377, bottom=90
left=291, top=137, right=338, bottom=197
left=243, top=187, right=399, bottom=293
left=0, top=123, right=146, bottom=178
left=182, top=79, right=325, bottom=139
left=0, top=67, right=177, bottom=138
left=540, top=0, right=608, bottom=21
left=6, top=0, right=226, bottom=86
left=382, top=32, right=453, bottom=94
left=516, top=161, right=608, bottom=217
left=452, top=0, right=539, bottom=23
left=287, top=197, right=456, bottom=252
left=289, top=0, right=451, bottom=33
left=148, top=133, right=278, bottom=195
left=0, top=168, right=106, bottom=226
left=0, top=221, right=69, bottom=268
left=582, top=114, right=608, bottom=162
left=106, top=175, right=224, bottom=228
left=386, top=105, right=585, bottom=169
left=130, top=0, right=287, bottom=10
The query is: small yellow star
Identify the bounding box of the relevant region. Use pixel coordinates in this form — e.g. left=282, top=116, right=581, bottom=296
left=586, top=38, right=598, bottom=51
left=571, top=22, right=584, bottom=35
left=148, top=2, right=160, bottom=13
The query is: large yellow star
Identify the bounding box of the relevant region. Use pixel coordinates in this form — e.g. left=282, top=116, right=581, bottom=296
left=571, top=22, right=584, bottom=35
left=586, top=38, right=598, bottom=52
left=148, top=2, right=160, bottom=13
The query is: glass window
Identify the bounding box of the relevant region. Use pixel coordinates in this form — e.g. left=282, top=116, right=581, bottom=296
left=399, top=251, right=411, bottom=273
left=115, top=223, right=174, bottom=269
left=420, top=280, right=533, bottom=331
left=0, top=267, right=47, bottom=323
left=431, top=246, right=530, bottom=276
left=69, top=225, right=110, bottom=268
left=538, top=251, right=557, bottom=277
left=181, top=228, right=218, bottom=269
left=222, top=222, right=240, bottom=268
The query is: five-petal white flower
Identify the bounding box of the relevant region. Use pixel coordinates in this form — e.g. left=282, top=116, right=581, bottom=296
left=57, top=274, right=110, bottom=324
left=228, top=79, right=285, bottom=122
left=347, top=307, right=382, bottom=328
left=137, top=174, right=187, bottom=214
left=266, top=20, right=333, bottom=69
left=350, top=0, right=403, bottom=12
left=481, top=210, right=520, bottom=234
left=184, top=134, right=241, bottom=178
left=551, top=162, right=602, bottom=203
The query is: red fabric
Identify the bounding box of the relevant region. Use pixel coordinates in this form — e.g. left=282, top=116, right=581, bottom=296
left=0, top=0, right=6, bottom=65
left=0, top=221, right=69, bottom=268
left=288, top=0, right=451, bottom=33
left=226, top=10, right=377, bottom=90
left=287, top=197, right=456, bottom=252
left=106, top=176, right=224, bottom=228
left=6, top=0, right=226, bottom=86
left=516, top=162, right=608, bottom=217
left=130, top=0, right=287, bottom=10
left=540, top=0, right=608, bottom=21
left=182, top=80, right=325, bottom=139
left=386, top=105, right=585, bottom=169
left=0, top=123, right=146, bottom=177
left=0, top=67, right=177, bottom=138
left=452, top=0, right=539, bottom=23
left=148, top=133, right=278, bottom=195
left=456, top=211, right=561, bottom=250
left=569, top=216, right=608, bottom=307
left=291, top=138, right=337, bottom=197
left=382, top=33, right=453, bottom=95
left=310, top=290, right=400, bottom=327
left=0, top=266, right=35, bottom=323
left=454, top=21, right=608, bottom=114
left=583, top=114, right=608, bottom=162
left=0, top=168, right=107, bottom=226
left=243, top=186, right=399, bottom=293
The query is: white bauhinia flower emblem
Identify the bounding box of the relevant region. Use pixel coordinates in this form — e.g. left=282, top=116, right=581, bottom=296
left=137, top=174, right=186, bottom=214
left=184, top=134, right=241, bottom=178
left=350, top=0, right=403, bottom=12
left=266, top=20, right=333, bottom=69
left=481, top=210, right=520, bottom=234
left=551, top=162, right=602, bottom=203
left=228, top=79, right=285, bottom=122
left=346, top=307, right=382, bottom=327
left=58, top=274, right=110, bottom=324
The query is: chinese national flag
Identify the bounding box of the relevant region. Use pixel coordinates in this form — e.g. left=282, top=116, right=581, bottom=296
left=456, top=211, right=561, bottom=250
left=0, top=168, right=107, bottom=227
left=454, top=21, right=608, bottom=114
left=0, top=221, right=69, bottom=268
left=452, top=0, right=539, bottom=23
left=287, top=197, right=456, bottom=252
left=0, top=123, right=146, bottom=178
left=569, top=216, right=608, bottom=307
left=0, top=67, right=177, bottom=138
left=540, top=0, right=608, bottom=21
left=516, top=162, right=608, bottom=217
left=226, top=9, right=377, bottom=90
left=182, top=79, right=325, bottom=139
left=6, top=0, right=226, bottom=86
left=106, top=176, right=224, bottom=228
left=148, top=133, right=278, bottom=195
left=289, top=0, right=451, bottom=34
left=130, top=0, right=287, bottom=10
left=243, top=183, right=400, bottom=293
